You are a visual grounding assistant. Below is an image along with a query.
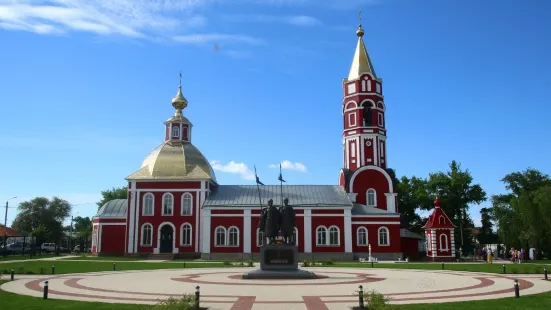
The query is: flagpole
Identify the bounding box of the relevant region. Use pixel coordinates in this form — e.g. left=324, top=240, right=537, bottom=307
left=280, top=163, right=284, bottom=207
left=254, top=165, right=263, bottom=210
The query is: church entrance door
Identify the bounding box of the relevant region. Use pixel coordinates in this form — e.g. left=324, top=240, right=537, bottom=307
left=159, top=225, right=174, bottom=254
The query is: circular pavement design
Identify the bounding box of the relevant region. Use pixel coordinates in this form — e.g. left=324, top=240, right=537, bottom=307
left=2, top=267, right=551, bottom=310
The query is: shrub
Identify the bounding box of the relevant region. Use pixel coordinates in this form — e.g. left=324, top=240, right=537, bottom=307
left=324, top=259, right=334, bottom=265
left=153, top=294, right=196, bottom=310
left=247, top=260, right=254, bottom=267
left=354, top=289, right=396, bottom=310
left=222, top=260, right=232, bottom=266
left=302, top=260, right=310, bottom=267
left=239, top=260, right=245, bottom=266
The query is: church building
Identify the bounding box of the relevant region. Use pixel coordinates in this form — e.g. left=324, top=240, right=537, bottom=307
left=92, top=23, right=408, bottom=260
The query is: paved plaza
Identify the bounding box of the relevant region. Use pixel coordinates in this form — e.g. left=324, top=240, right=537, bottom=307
left=2, top=267, right=551, bottom=309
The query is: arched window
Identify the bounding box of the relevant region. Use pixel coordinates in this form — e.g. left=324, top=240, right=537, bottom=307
left=367, top=189, right=376, bottom=207
left=328, top=226, right=340, bottom=245
left=172, top=126, right=180, bottom=137
left=228, top=226, right=239, bottom=246
left=214, top=226, right=226, bottom=246
left=162, top=193, right=173, bottom=215
left=293, top=227, right=299, bottom=246
left=378, top=227, right=389, bottom=246
left=440, top=233, right=449, bottom=251
left=438, top=215, right=445, bottom=225
left=141, top=224, right=153, bottom=246
left=256, top=228, right=264, bottom=247
left=143, top=193, right=154, bottom=216
left=316, top=226, right=327, bottom=246
left=357, top=227, right=368, bottom=246
left=181, top=223, right=192, bottom=246
left=181, top=193, right=193, bottom=215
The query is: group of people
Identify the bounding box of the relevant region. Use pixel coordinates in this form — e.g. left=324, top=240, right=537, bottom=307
left=509, top=248, right=525, bottom=264
left=473, top=246, right=526, bottom=264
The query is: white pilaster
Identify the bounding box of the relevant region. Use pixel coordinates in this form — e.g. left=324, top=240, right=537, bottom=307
left=344, top=209, right=352, bottom=252
left=98, top=224, right=103, bottom=253
left=373, top=136, right=379, bottom=165
left=304, top=209, right=312, bottom=253
left=243, top=209, right=251, bottom=253
left=133, top=190, right=140, bottom=253
left=197, top=181, right=206, bottom=253
left=202, top=209, right=211, bottom=254
left=385, top=193, right=398, bottom=213
left=127, top=182, right=136, bottom=253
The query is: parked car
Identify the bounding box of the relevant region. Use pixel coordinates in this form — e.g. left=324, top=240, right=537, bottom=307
left=73, top=245, right=91, bottom=253
left=40, top=243, right=57, bottom=253
left=5, top=242, right=31, bottom=254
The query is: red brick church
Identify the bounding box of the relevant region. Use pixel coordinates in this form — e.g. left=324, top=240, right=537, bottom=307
left=92, top=23, right=433, bottom=260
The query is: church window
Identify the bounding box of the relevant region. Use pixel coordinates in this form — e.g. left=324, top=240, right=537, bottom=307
left=347, top=83, right=356, bottom=94
left=357, top=227, right=368, bottom=246
left=143, top=193, right=154, bottom=216
left=181, top=223, right=192, bottom=246
left=172, top=126, right=180, bottom=137
left=376, top=83, right=381, bottom=93
left=162, top=193, right=174, bottom=216
left=328, top=226, right=340, bottom=245
left=380, top=142, right=385, bottom=158
left=141, top=223, right=153, bottom=246
left=350, top=141, right=356, bottom=157
left=440, top=234, right=449, bottom=251
left=228, top=226, right=239, bottom=246
left=378, top=227, right=389, bottom=246
left=181, top=193, right=193, bottom=215
left=367, top=189, right=376, bottom=207
left=363, top=106, right=372, bottom=126
left=361, top=80, right=366, bottom=91
left=367, top=80, right=372, bottom=92
left=378, top=113, right=384, bottom=127
left=316, top=226, right=327, bottom=246
left=348, top=113, right=356, bottom=127
left=215, top=227, right=226, bottom=246
left=256, top=228, right=264, bottom=247
left=293, top=227, right=299, bottom=246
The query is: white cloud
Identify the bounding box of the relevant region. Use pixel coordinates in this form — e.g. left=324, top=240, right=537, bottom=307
left=222, top=14, right=321, bottom=27
left=268, top=160, right=308, bottom=173
left=210, top=160, right=255, bottom=181
left=172, top=33, right=262, bottom=45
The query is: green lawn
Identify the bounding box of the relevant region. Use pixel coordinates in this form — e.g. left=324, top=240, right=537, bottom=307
left=0, top=254, right=59, bottom=261
left=331, top=262, right=548, bottom=274
left=0, top=260, right=229, bottom=275
left=66, top=256, right=147, bottom=261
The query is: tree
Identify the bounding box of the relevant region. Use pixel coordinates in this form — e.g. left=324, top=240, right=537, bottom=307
left=97, top=186, right=128, bottom=209
left=396, top=176, right=427, bottom=233
left=418, top=160, right=487, bottom=252
left=478, top=207, right=497, bottom=245
left=11, top=197, right=72, bottom=245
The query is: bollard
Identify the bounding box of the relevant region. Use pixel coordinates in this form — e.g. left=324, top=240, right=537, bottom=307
left=195, top=286, right=200, bottom=310
left=371, top=261, right=374, bottom=268
left=503, top=264, right=506, bottom=274
left=43, top=281, right=49, bottom=300
left=52, top=264, right=55, bottom=275
left=544, top=267, right=548, bottom=280
left=358, top=285, right=365, bottom=309
left=441, top=262, right=444, bottom=270
left=514, top=280, right=520, bottom=298
left=11, top=268, right=14, bottom=281
left=113, top=263, right=116, bottom=271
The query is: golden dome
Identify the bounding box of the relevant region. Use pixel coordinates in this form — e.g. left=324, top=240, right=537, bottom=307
left=356, top=24, right=364, bottom=37
left=172, top=86, right=188, bottom=110
left=126, top=142, right=217, bottom=181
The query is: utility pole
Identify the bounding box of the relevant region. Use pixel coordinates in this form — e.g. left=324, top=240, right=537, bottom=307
left=3, top=197, right=17, bottom=258
left=69, top=216, right=74, bottom=251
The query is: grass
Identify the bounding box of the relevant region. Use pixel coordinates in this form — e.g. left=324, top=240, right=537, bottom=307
left=0, top=254, right=58, bottom=261
left=67, top=256, right=146, bottom=261
left=331, top=262, right=548, bottom=274
left=0, top=260, right=229, bottom=275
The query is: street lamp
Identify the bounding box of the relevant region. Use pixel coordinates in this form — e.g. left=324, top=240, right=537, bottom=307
left=3, top=196, right=17, bottom=257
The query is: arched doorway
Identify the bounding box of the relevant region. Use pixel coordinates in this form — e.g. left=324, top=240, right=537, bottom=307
left=159, top=224, right=174, bottom=253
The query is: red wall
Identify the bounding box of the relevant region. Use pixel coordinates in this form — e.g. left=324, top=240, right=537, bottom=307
left=136, top=181, right=201, bottom=189
left=351, top=223, right=401, bottom=253
left=351, top=169, right=391, bottom=208
left=100, top=225, right=126, bottom=254
left=210, top=216, right=243, bottom=253
left=311, top=216, right=345, bottom=253
left=401, top=238, right=421, bottom=260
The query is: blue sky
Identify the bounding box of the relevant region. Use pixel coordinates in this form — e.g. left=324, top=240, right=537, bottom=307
left=1, top=0, right=550, bottom=227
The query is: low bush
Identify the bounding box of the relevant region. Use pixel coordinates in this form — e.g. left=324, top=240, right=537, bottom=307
left=247, top=260, right=254, bottom=267
left=153, top=294, right=196, bottom=310
left=222, top=260, right=232, bottom=266
left=354, top=289, right=396, bottom=310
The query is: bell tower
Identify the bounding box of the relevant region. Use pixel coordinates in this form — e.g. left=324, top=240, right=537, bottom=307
left=341, top=20, right=387, bottom=172
left=165, top=71, right=193, bottom=143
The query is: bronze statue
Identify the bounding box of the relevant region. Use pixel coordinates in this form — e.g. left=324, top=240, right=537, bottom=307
left=258, top=206, right=268, bottom=246
left=280, top=198, right=296, bottom=245
left=264, top=199, right=280, bottom=244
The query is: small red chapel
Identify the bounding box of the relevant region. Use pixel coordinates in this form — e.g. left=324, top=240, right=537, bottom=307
left=423, top=197, right=457, bottom=261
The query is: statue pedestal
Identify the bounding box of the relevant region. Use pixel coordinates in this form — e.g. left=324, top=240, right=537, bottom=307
left=242, top=244, right=317, bottom=279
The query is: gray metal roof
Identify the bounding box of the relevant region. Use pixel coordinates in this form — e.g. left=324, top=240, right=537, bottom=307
left=400, top=229, right=425, bottom=240
left=203, top=185, right=353, bottom=207
left=95, top=199, right=128, bottom=218
left=352, top=203, right=399, bottom=215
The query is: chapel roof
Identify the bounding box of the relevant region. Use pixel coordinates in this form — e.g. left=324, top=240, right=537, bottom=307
left=203, top=185, right=353, bottom=208
left=422, top=197, right=457, bottom=229
left=95, top=199, right=127, bottom=218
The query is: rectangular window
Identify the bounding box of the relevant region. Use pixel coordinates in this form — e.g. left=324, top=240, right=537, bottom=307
left=347, top=83, right=356, bottom=94
left=361, top=81, right=366, bottom=92
left=376, top=83, right=381, bottom=93
left=380, top=142, right=385, bottom=157
left=350, top=141, right=356, bottom=158
left=378, top=113, right=384, bottom=127
left=367, top=81, right=372, bottom=92
left=348, top=113, right=356, bottom=127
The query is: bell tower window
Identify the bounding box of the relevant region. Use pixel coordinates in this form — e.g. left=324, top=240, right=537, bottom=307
left=172, top=126, right=180, bottom=138
left=363, top=106, right=372, bottom=126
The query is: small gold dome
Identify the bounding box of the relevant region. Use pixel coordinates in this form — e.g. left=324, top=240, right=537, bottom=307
left=172, top=86, right=188, bottom=110
left=356, top=24, right=364, bottom=37
left=126, top=142, right=216, bottom=181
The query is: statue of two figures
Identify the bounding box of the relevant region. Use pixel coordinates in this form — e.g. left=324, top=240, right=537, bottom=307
left=258, top=198, right=296, bottom=246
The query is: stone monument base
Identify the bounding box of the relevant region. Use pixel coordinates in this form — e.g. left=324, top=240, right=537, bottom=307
left=242, top=268, right=318, bottom=279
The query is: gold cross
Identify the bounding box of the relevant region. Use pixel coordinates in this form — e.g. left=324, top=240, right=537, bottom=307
left=359, top=9, right=362, bottom=25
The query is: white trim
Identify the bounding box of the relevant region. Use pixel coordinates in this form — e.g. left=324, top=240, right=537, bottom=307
left=142, top=192, right=154, bottom=216
left=343, top=92, right=384, bottom=101
left=315, top=225, right=328, bottom=246
left=180, top=222, right=192, bottom=246
left=366, top=188, right=376, bottom=207
left=438, top=215, right=445, bottom=225
left=140, top=223, right=153, bottom=247
left=315, top=225, right=341, bottom=246
left=304, top=209, right=312, bottom=253
left=98, top=224, right=103, bottom=252
left=172, top=125, right=180, bottom=138
left=161, top=193, right=174, bottom=216
left=127, top=182, right=136, bottom=253
left=348, top=112, right=357, bottom=127
left=214, top=226, right=227, bottom=247
left=181, top=192, right=193, bottom=216
left=349, top=165, right=394, bottom=193
left=227, top=226, right=240, bottom=247
left=243, top=209, right=251, bottom=253
left=385, top=193, right=398, bottom=213
left=373, top=136, right=379, bottom=165
left=203, top=206, right=353, bottom=210
left=439, top=233, right=449, bottom=251
left=352, top=214, right=400, bottom=218
left=344, top=209, right=352, bottom=252
left=352, top=221, right=400, bottom=225
left=378, top=112, right=384, bottom=127
left=218, top=213, right=350, bottom=217
left=155, top=222, right=176, bottom=254
left=132, top=188, right=202, bottom=192
left=350, top=140, right=356, bottom=158
left=98, top=222, right=126, bottom=226
left=356, top=226, right=368, bottom=246
left=133, top=190, right=140, bottom=253
left=202, top=209, right=211, bottom=254
left=294, top=227, right=299, bottom=247
left=378, top=226, right=390, bottom=246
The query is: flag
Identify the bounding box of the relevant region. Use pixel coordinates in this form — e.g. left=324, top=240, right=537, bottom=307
left=254, top=165, right=265, bottom=186
left=278, top=163, right=286, bottom=183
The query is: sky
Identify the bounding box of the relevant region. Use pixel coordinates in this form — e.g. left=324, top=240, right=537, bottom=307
left=1, top=0, right=550, bottom=228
